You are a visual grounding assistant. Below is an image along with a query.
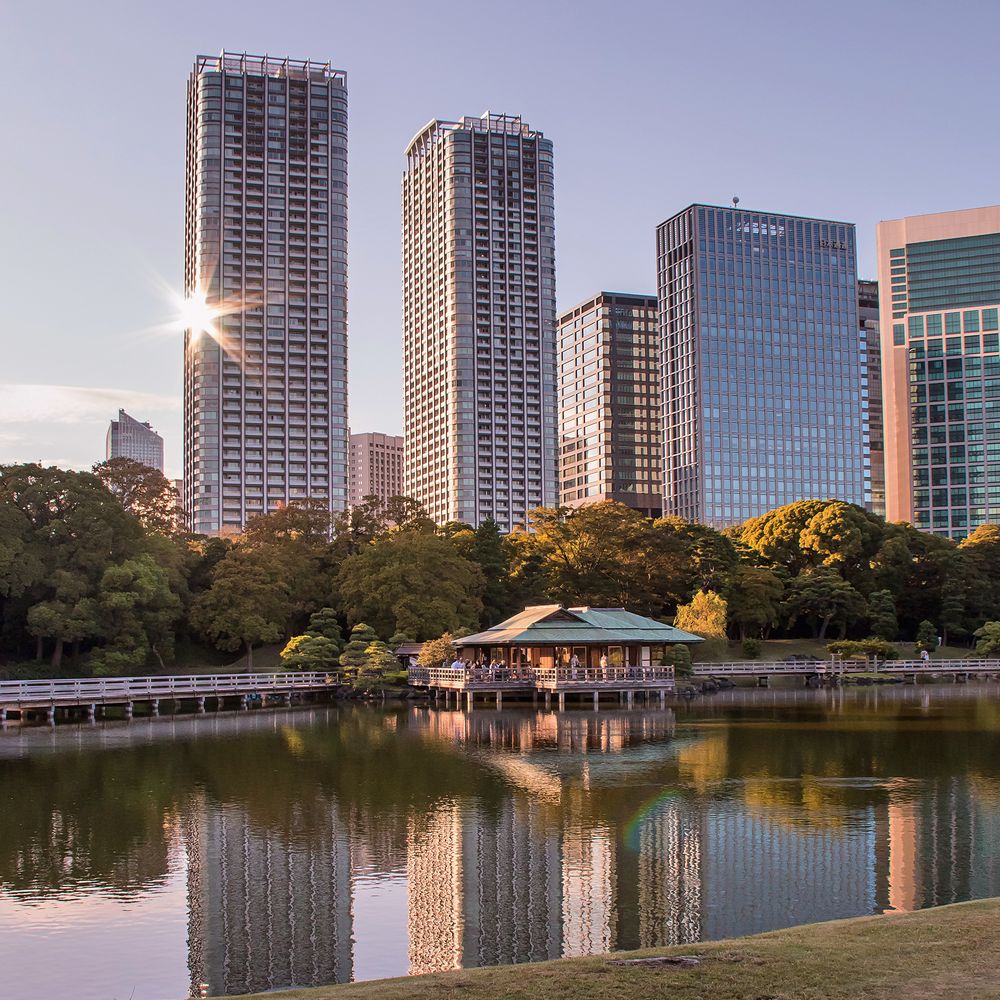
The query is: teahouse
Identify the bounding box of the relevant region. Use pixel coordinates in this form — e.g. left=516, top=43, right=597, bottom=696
left=453, top=604, right=702, bottom=672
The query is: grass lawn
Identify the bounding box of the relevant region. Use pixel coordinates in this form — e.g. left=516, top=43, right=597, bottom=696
left=229, top=898, right=1000, bottom=1000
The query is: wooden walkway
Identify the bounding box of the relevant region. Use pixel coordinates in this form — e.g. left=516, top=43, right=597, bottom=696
left=0, top=671, right=337, bottom=723
left=691, top=658, right=1000, bottom=678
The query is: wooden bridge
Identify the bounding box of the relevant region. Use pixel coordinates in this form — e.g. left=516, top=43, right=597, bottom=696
left=691, top=658, right=1000, bottom=684
left=0, top=671, right=338, bottom=724
left=408, top=663, right=676, bottom=710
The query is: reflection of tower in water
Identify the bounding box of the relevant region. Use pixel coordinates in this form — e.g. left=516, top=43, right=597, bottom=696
left=185, top=796, right=353, bottom=996
left=407, top=797, right=562, bottom=974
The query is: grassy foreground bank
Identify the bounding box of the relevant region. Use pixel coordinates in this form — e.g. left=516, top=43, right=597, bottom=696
left=232, top=899, right=1000, bottom=1000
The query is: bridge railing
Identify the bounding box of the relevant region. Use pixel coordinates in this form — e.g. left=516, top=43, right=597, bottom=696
left=0, top=671, right=338, bottom=705
left=690, top=658, right=1000, bottom=676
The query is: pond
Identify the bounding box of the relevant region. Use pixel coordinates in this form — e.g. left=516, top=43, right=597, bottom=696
left=1, top=684, right=999, bottom=999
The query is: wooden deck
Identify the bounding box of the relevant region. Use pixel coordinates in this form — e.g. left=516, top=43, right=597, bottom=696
left=408, top=663, right=676, bottom=710
left=0, top=671, right=338, bottom=723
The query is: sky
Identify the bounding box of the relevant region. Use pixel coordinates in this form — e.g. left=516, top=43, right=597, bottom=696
left=3, top=0, right=1000, bottom=479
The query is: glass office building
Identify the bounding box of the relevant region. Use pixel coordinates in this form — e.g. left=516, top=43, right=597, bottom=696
left=877, top=206, right=1000, bottom=539
left=183, top=53, right=349, bottom=534
left=656, top=205, right=865, bottom=527
left=558, top=292, right=662, bottom=518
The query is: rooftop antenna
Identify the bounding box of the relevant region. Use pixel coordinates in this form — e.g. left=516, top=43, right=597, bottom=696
left=732, top=195, right=740, bottom=208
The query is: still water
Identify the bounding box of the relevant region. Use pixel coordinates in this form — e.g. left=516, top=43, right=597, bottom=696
left=2, top=686, right=1000, bottom=1000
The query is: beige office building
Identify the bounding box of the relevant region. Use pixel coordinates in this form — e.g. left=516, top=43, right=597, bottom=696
left=877, top=206, right=1000, bottom=538
left=348, top=431, right=404, bottom=506
left=558, top=292, right=662, bottom=518
left=402, top=113, right=558, bottom=531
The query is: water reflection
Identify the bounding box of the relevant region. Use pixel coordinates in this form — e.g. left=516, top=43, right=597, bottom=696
left=0, top=687, right=999, bottom=999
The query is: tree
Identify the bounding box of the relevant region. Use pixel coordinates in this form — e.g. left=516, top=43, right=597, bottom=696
left=241, top=498, right=333, bottom=546
left=664, top=643, right=692, bottom=676
left=1, top=464, right=144, bottom=666
left=675, top=590, right=728, bottom=639
left=339, top=623, right=379, bottom=678
left=355, top=640, right=397, bottom=689
left=90, top=554, right=182, bottom=673
left=726, top=566, right=784, bottom=639
left=915, top=620, right=939, bottom=653
left=939, top=590, right=968, bottom=647
left=782, top=568, right=865, bottom=640
left=337, top=528, right=484, bottom=640
left=973, top=621, right=1000, bottom=657
left=191, top=547, right=294, bottom=669
left=418, top=633, right=455, bottom=669
left=866, top=590, right=898, bottom=641
left=92, top=458, right=180, bottom=535
left=280, top=634, right=341, bottom=672
left=304, top=607, right=344, bottom=649
left=449, top=518, right=517, bottom=627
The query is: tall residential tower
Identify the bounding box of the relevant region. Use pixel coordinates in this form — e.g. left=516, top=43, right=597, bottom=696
left=877, top=205, right=1000, bottom=539
left=558, top=292, right=662, bottom=518
left=656, top=204, right=865, bottom=527
left=402, top=113, right=557, bottom=531
left=106, top=409, right=164, bottom=472
left=184, top=52, right=349, bottom=534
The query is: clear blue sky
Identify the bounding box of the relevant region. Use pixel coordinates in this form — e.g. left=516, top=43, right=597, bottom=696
left=3, top=0, right=999, bottom=478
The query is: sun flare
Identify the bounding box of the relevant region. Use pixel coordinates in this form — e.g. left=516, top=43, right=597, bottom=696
left=176, top=289, right=221, bottom=341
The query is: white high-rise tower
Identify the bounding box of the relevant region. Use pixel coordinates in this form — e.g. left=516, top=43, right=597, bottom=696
left=402, top=113, right=557, bottom=530
left=184, top=52, right=348, bottom=534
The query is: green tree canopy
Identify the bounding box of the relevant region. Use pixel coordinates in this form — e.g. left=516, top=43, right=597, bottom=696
left=866, top=589, right=899, bottom=641
left=726, top=566, right=784, bottom=639
left=973, top=621, right=1000, bottom=657
left=304, top=607, right=344, bottom=649
left=339, top=623, right=379, bottom=673
left=92, top=458, right=180, bottom=535
left=915, top=619, right=939, bottom=652
left=336, top=528, right=484, bottom=640
left=280, top=634, right=341, bottom=672
left=191, top=546, right=294, bottom=669
left=782, top=568, right=865, bottom=640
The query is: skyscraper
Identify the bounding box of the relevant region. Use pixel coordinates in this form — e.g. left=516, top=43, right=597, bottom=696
left=106, top=409, right=164, bottom=472
left=858, top=279, right=885, bottom=517
left=656, top=204, right=865, bottom=527
left=184, top=52, right=349, bottom=535
left=402, top=113, right=557, bottom=531
left=348, top=431, right=404, bottom=507
left=558, top=292, right=662, bottom=518
left=877, top=205, right=1000, bottom=539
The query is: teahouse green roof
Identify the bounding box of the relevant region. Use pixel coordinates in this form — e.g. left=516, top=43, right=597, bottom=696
left=454, top=605, right=704, bottom=647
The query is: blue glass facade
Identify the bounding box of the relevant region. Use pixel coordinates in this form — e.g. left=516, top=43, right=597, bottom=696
left=656, top=205, right=865, bottom=526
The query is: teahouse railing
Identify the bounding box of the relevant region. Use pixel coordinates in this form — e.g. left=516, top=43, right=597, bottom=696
left=533, top=664, right=675, bottom=688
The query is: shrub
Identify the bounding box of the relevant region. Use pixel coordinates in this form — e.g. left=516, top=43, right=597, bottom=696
left=915, top=620, right=939, bottom=653
left=664, top=643, right=693, bottom=676
left=742, top=638, right=762, bottom=659
left=974, top=621, right=1000, bottom=657
left=827, top=638, right=899, bottom=660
